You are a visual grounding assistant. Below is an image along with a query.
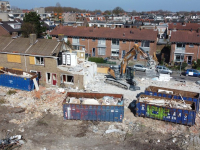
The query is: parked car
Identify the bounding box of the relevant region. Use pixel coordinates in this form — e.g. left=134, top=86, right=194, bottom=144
left=183, top=69, right=200, bottom=77
left=133, top=64, right=147, bottom=72
left=156, top=65, right=172, bottom=74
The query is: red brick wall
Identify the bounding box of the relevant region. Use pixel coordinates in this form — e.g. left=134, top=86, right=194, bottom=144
left=68, top=37, right=157, bottom=60
left=171, top=43, right=200, bottom=62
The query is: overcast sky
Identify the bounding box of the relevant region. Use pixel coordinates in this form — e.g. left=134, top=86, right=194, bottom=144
left=8, top=0, right=200, bottom=12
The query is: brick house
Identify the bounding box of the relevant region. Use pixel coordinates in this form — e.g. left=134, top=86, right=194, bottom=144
left=168, top=23, right=200, bottom=38
left=0, top=35, right=97, bottom=89
left=50, top=26, right=158, bottom=60
left=170, top=30, right=200, bottom=64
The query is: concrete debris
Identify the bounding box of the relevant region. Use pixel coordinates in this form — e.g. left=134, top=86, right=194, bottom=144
left=0, top=92, right=6, bottom=96
left=0, top=134, right=25, bottom=149
left=195, top=80, right=200, bottom=85
left=67, top=96, right=122, bottom=106
left=139, top=96, right=192, bottom=110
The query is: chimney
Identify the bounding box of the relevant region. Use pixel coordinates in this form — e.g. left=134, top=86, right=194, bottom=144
left=12, top=32, right=18, bottom=39
left=30, top=34, right=37, bottom=45
left=58, top=34, right=64, bottom=41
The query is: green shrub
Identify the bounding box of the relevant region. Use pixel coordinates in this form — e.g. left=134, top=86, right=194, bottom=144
left=197, top=59, right=200, bottom=67
left=88, top=57, right=106, bottom=63
left=181, top=62, right=188, bottom=70
left=7, top=90, right=17, bottom=95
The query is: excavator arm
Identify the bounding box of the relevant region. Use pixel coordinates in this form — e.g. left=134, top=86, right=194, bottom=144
left=120, top=44, right=150, bottom=75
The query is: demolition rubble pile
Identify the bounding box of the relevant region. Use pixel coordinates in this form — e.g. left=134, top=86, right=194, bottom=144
left=139, top=96, right=193, bottom=110
left=67, top=96, right=123, bottom=106
left=0, top=68, right=34, bottom=78
left=0, top=134, right=25, bottom=149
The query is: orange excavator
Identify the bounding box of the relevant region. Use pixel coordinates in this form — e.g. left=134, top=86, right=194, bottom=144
left=105, top=44, right=157, bottom=91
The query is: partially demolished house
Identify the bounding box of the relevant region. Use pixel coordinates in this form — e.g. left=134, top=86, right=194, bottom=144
left=0, top=34, right=97, bottom=89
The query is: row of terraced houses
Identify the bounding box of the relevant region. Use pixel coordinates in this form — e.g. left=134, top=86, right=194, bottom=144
left=50, top=23, right=200, bottom=64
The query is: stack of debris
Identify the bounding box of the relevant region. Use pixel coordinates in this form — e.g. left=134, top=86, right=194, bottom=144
left=139, top=96, right=193, bottom=110
left=68, top=96, right=122, bottom=106
left=0, top=134, right=25, bottom=149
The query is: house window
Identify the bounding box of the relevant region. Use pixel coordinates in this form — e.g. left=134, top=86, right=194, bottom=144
left=135, top=41, right=138, bottom=44
left=111, top=50, right=119, bottom=56
left=62, top=75, right=74, bottom=83
left=141, top=41, right=150, bottom=47
left=72, top=45, right=79, bottom=50
left=64, top=36, right=68, bottom=42
left=189, top=44, right=194, bottom=48
left=112, top=39, right=119, bottom=45
left=72, top=37, right=79, bottom=43
left=122, top=40, right=126, bottom=43
left=98, top=47, right=106, bottom=55
left=92, top=38, right=95, bottom=42
left=98, top=39, right=106, bottom=45
left=176, top=43, right=185, bottom=49
left=82, top=38, right=85, bottom=41
left=46, top=73, right=51, bottom=84
left=35, top=57, right=44, bottom=65
left=175, top=54, right=184, bottom=62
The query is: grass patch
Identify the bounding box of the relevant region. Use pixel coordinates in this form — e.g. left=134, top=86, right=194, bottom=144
left=7, top=90, right=17, bottom=95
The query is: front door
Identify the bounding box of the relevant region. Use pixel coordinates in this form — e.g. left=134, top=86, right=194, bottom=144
left=52, top=74, right=57, bottom=85
left=187, top=56, right=192, bottom=64
left=92, top=48, right=95, bottom=56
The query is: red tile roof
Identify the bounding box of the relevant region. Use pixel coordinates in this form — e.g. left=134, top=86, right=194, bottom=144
left=50, top=26, right=157, bottom=41
left=0, top=25, right=10, bottom=36
left=168, top=23, right=200, bottom=30
left=170, top=30, right=200, bottom=43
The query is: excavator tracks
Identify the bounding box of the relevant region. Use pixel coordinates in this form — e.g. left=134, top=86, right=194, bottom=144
left=104, top=78, right=130, bottom=90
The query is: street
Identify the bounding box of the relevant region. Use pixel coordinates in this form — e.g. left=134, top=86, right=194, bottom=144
left=135, top=70, right=200, bottom=82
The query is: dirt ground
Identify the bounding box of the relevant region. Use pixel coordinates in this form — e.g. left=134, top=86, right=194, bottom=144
left=0, top=74, right=200, bottom=150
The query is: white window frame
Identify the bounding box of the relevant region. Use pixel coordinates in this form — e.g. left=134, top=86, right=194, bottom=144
left=98, top=39, right=106, bottom=45
left=35, top=57, right=44, bottom=65
left=46, top=73, right=52, bottom=84
left=61, top=74, right=74, bottom=84
left=111, top=49, right=119, bottom=56
left=189, top=44, right=194, bottom=48
left=141, top=41, right=150, bottom=47
left=98, top=47, right=106, bottom=55
left=72, top=37, right=79, bottom=43
left=64, top=36, right=68, bottom=42
left=176, top=43, right=185, bottom=50
left=112, top=39, right=119, bottom=45
left=174, top=54, right=184, bottom=62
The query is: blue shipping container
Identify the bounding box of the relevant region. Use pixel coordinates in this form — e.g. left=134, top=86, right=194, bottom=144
left=145, top=86, right=200, bottom=112
left=0, top=68, right=38, bottom=91
left=136, top=95, right=196, bottom=126
left=63, top=92, right=124, bottom=122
